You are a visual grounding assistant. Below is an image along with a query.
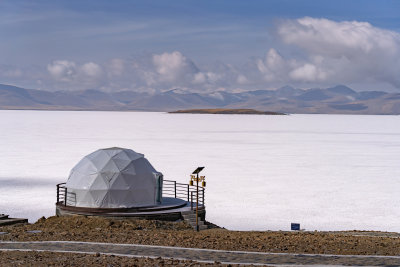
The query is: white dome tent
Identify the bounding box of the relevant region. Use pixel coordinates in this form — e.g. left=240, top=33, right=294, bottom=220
left=56, top=147, right=207, bottom=229
left=65, top=147, right=163, bottom=208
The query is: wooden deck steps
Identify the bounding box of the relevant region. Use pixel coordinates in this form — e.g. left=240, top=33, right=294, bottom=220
left=0, top=214, right=9, bottom=220
left=0, top=214, right=28, bottom=226
left=181, top=211, right=208, bottom=231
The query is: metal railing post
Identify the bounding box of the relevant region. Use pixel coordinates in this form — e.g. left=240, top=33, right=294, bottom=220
left=64, top=187, right=67, bottom=206
left=191, top=191, right=193, bottom=210
left=174, top=181, right=177, bottom=198
left=56, top=184, right=59, bottom=203
left=202, top=188, right=205, bottom=205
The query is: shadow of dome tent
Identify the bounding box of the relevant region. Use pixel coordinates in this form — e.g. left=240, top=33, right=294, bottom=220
left=56, top=147, right=207, bottom=230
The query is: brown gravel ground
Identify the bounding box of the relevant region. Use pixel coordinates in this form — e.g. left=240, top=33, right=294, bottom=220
left=1, top=216, right=399, bottom=257
left=0, top=250, right=246, bottom=266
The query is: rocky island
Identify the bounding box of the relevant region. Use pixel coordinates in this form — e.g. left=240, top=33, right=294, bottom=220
left=169, top=108, right=286, bottom=115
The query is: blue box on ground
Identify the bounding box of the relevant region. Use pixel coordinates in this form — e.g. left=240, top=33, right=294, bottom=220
left=291, top=223, right=300, bottom=231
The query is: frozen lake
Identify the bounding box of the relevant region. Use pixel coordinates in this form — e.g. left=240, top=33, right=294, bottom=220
left=0, top=110, right=399, bottom=232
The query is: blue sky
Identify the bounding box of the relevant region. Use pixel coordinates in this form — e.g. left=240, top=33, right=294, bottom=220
left=1, top=0, right=399, bottom=92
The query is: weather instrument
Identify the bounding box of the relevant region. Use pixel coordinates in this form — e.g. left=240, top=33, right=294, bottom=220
left=190, top=166, right=205, bottom=231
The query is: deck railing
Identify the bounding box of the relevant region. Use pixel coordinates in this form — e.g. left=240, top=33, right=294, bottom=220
left=56, top=183, right=76, bottom=206
left=56, top=180, right=205, bottom=209
left=162, top=179, right=205, bottom=208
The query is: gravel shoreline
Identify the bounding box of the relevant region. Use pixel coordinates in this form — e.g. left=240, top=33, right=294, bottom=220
left=1, top=216, right=399, bottom=255
left=0, top=216, right=399, bottom=265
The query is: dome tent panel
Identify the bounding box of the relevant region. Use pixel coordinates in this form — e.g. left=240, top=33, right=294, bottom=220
left=131, top=157, right=157, bottom=174
left=87, top=150, right=112, bottom=171
left=112, top=156, right=132, bottom=171
left=120, top=164, right=137, bottom=175
left=123, top=149, right=144, bottom=161
left=109, top=173, right=130, bottom=190
left=112, top=150, right=138, bottom=170
left=101, top=147, right=122, bottom=157
left=65, top=147, right=163, bottom=208
left=99, top=171, right=119, bottom=186
left=67, top=173, right=98, bottom=190
left=71, top=157, right=98, bottom=176
left=100, top=190, right=132, bottom=208
left=119, top=172, right=158, bottom=205
left=99, top=158, right=120, bottom=174
left=70, top=189, right=98, bottom=207
left=87, top=174, right=109, bottom=190
left=87, top=189, right=109, bottom=207
left=116, top=172, right=136, bottom=190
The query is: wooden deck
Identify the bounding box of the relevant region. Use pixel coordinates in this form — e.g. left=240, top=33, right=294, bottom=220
left=0, top=214, right=28, bottom=226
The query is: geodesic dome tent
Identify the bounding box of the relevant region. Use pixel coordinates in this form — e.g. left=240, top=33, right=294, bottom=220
left=65, top=147, right=163, bottom=208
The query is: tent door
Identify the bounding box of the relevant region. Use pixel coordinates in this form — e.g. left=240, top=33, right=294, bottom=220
left=155, top=174, right=163, bottom=204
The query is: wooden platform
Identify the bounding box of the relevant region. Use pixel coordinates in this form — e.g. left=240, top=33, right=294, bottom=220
left=0, top=214, right=28, bottom=226
left=56, top=197, right=206, bottom=224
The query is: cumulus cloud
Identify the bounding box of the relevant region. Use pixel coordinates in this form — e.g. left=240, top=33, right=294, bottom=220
left=5, top=18, right=400, bottom=92
left=149, top=51, right=227, bottom=90
left=47, top=60, right=103, bottom=82
left=263, top=17, right=400, bottom=87
left=47, top=60, right=76, bottom=82
left=152, top=51, right=198, bottom=83
left=3, top=53, right=250, bottom=92
left=289, top=63, right=328, bottom=82
left=193, top=71, right=221, bottom=84
left=278, top=17, right=399, bottom=57
left=80, top=62, right=102, bottom=77
left=193, top=72, right=207, bottom=84
left=236, top=74, right=248, bottom=84
left=108, top=58, right=125, bottom=77
left=257, top=48, right=287, bottom=82
left=46, top=60, right=104, bottom=89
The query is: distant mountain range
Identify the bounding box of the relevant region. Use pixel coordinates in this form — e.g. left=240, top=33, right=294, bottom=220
left=1, top=83, right=400, bottom=114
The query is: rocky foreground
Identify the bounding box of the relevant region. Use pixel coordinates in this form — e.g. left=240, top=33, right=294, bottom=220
left=0, top=251, right=234, bottom=267
left=0, top=216, right=400, bottom=266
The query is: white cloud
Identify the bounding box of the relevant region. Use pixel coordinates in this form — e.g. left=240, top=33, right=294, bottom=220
left=47, top=60, right=76, bottom=82
left=6, top=17, right=400, bottom=93
left=279, top=17, right=399, bottom=57
left=193, top=72, right=206, bottom=84
left=270, top=17, right=400, bottom=87
left=108, top=58, right=125, bottom=76
left=152, top=51, right=198, bottom=83
left=193, top=71, right=221, bottom=84
left=80, top=62, right=102, bottom=77
left=46, top=60, right=104, bottom=89
left=205, top=72, right=220, bottom=83
left=289, top=63, right=327, bottom=82
left=236, top=74, right=248, bottom=84
left=47, top=60, right=102, bottom=82
left=257, top=48, right=287, bottom=82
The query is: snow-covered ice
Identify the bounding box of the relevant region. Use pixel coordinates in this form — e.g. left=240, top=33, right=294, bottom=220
left=0, top=110, right=399, bottom=232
